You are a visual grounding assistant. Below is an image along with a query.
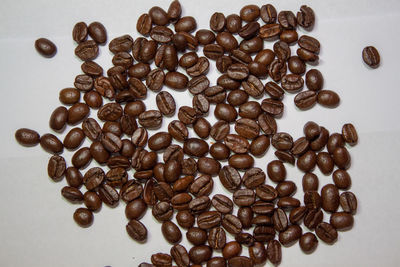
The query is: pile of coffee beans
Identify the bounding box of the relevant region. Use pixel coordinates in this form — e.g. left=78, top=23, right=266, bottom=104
left=15, top=1, right=361, bottom=266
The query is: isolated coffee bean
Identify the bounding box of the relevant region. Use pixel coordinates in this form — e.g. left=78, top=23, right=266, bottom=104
left=73, top=208, right=93, bottom=228
left=48, top=155, right=66, bottom=181
left=15, top=128, right=40, bottom=146
left=362, top=46, right=380, bottom=68
left=83, top=191, right=101, bottom=211
left=317, top=90, right=340, bottom=107
left=126, top=219, right=147, bottom=242
left=35, top=38, right=57, bottom=57
left=306, top=69, right=323, bottom=91
left=330, top=212, right=354, bottom=230
left=316, top=152, right=334, bottom=174
left=342, top=123, right=358, bottom=146
left=340, top=192, right=358, bottom=214
left=299, top=232, right=318, bottom=254
left=72, top=22, right=88, bottom=43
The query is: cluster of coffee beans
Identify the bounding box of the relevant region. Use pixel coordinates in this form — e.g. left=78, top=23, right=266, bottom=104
left=15, top=1, right=361, bottom=266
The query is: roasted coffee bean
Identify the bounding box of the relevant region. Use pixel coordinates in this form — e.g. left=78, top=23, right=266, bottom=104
left=71, top=147, right=92, bottom=169
left=251, top=215, right=271, bottom=226
left=105, top=168, right=127, bottom=187
left=327, top=133, right=345, bottom=155
left=281, top=74, right=304, bottom=93
left=205, top=85, right=226, bottom=103
left=217, top=74, right=241, bottom=90
left=264, top=82, right=284, bottom=100
left=275, top=151, right=295, bottom=164
left=333, top=147, right=351, bottom=170
left=152, top=201, right=173, bottom=222
left=340, top=192, right=357, bottom=214
left=130, top=128, right=147, bottom=148
left=242, top=75, right=264, bottom=98
left=107, top=155, right=130, bottom=169
left=151, top=253, right=172, bottom=267
left=255, top=184, right=277, bottom=202
left=108, top=35, right=133, bottom=54
left=216, top=32, right=238, bottom=52
left=235, top=118, right=259, bottom=140
left=216, top=56, right=232, bottom=73
left=83, top=167, right=104, bottom=191
left=98, top=183, right=119, bottom=207
left=148, top=132, right=172, bottom=152
left=47, top=155, right=66, bottom=181
left=272, top=208, right=288, bottom=232
left=233, top=189, right=255, bottom=207
left=316, top=152, right=334, bottom=174
left=193, top=95, right=210, bottom=116
left=171, top=245, right=190, bottom=267
left=261, top=98, right=284, bottom=116
left=248, top=242, right=266, bottom=265
left=272, top=132, right=293, bottom=151
left=229, top=154, right=254, bottom=170
left=189, top=245, right=212, bottom=264
left=342, top=123, right=358, bottom=146
left=267, top=160, right=286, bottom=183
left=240, top=4, right=260, bottom=22
left=249, top=135, right=269, bottom=156
left=196, top=29, right=216, bottom=45
left=188, top=75, right=209, bottom=95
left=239, top=101, right=261, bottom=119
left=190, top=175, right=213, bottom=197
left=289, top=206, right=307, bottom=224
left=155, top=44, right=178, bottom=72
left=119, top=179, right=143, bottom=202
left=162, top=221, right=182, bottom=244
left=138, top=110, right=162, bottom=128
left=176, top=210, right=195, bottom=229
left=83, top=191, right=101, bottom=211
left=273, top=41, right=290, bottom=61
left=126, top=219, right=147, bottom=242
left=65, top=167, right=83, bottom=188
left=88, top=22, right=107, bottom=44
left=210, top=12, right=226, bottom=32
left=102, top=121, right=122, bottom=136
left=242, top=168, right=265, bottom=189
left=179, top=31, right=198, bottom=50
left=189, top=196, right=211, bottom=215
left=310, top=127, right=329, bottom=151
left=179, top=52, right=198, bottom=68
left=299, top=232, right=318, bottom=254
left=212, top=194, right=233, bottom=214
left=362, top=46, right=380, bottom=68
left=297, top=151, right=317, bottom=172
left=214, top=103, right=237, bottom=122
left=182, top=158, right=198, bottom=175
left=276, top=181, right=296, bottom=197
left=209, top=142, right=229, bottom=161
left=73, top=208, right=93, bottom=227
left=75, top=40, right=99, bottom=61
left=210, top=120, right=230, bottom=141
left=227, top=64, right=249, bottom=80
left=223, top=241, right=242, bottom=260
left=125, top=198, right=147, bottom=220
left=183, top=138, right=209, bottom=157
left=163, top=144, right=184, bottom=163
left=225, top=14, right=242, bottom=33
left=149, top=6, right=169, bottom=26
left=101, top=132, right=122, bottom=153
left=49, top=106, right=68, bottom=131
left=260, top=4, right=277, bottom=23
left=239, top=22, right=260, bottom=40
left=187, top=227, right=208, bottom=246
left=330, top=212, right=354, bottom=230
left=35, top=38, right=57, bottom=57
left=128, top=62, right=151, bottom=79
left=198, top=211, right=222, bottom=230
left=228, top=256, right=254, bottom=267
left=252, top=201, right=274, bottom=215
left=167, top=0, right=181, bottom=21
left=299, top=35, right=320, bottom=54
left=332, top=169, right=351, bottom=190
left=240, top=37, right=263, bottom=54
left=198, top=157, right=221, bottom=175
left=280, top=30, right=298, bottom=44
left=203, top=44, right=224, bottom=60
left=40, top=133, right=63, bottom=154
left=72, top=22, right=88, bottom=43
left=297, top=46, right=319, bottom=62
left=59, top=88, right=80, bottom=105
left=207, top=257, right=226, bottom=267
left=132, top=38, right=157, bottom=63
left=248, top=61, right=268, bottom=78
left=63, top=128, right=85, bottom=150
left=316, top=222, right=337, bottom=244
left=89, top=141, right=109, bottom=164
left=279, top=225, right=302, bottom=246
left=68, top=103, right=90, bottom=125
left=297, top=5, right=315, bottom=28
left=165, top=71, right=189, bottom=89
left=168, top=120, right=188, bottom=142
left=257, top=114, right=277, bottom=135
left=306, top=69, right=323, bottom=92
left=304, top=191, right=322, bottom=210
left=175, top=16, right=197, bottom=33
left=81, top=61, right=103, bottom=77
left=136, top=13, right=152, bottom=36
left=145, top=70, right=164, bottom=92
left=163, top=160, right=181, bottom=183
left=294, top=91, right=317, bottom=109
left=237, top=207, right=254, bottom=229
left=155, top=91, right=176, bottom=116
left=222, top=214, right=242, bottom=235
left=253, top=226, right=275, bottom=242
left=219, top=166, right=241, bottom=191
left=150, top=25, right=174, bottom=43
left=83, top=91, right=102, bottom=108
left=224, top=134, right=249, bottom=154
left=304, top=121, right=321, bottom=141
left=128, top=77, right=147, bottom=99
left=321, top=184, right=340, bottom=212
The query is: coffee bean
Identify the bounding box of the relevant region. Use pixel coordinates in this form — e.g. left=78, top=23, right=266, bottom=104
left=297, top=151, right=317, bottom=172
left=40, top=133, right=63, bottom=154
left=212, top=194, right=233, bottom=214
left=98, top=183, right=119, bottom=206
left=249, top=135, right=270, bottom=156
left=171, top=244, right=190, bottom=267
left=138, top=110, right=162, bottom=129
left=65, top=167, right=83, bottom=188
left=197, top=157, right=221, bottom=175
left=299, top=232, right=318, bottom=254
left=333, top=147, right=351, bottom=170
left=342, top=123, right=358, bottom=146
left=237, top=206, right=254, bottom=228
left=49, top=106, right=68, bottom=131
left=321, top=184, right=340, bottom=213
left=278, top=11, right=297, bottom=29
left=175, top=16, right=197, bottom=33
left=297, top=5, right=315, bottom=28
left=165, top=71, right=189, bottom=89
left=73, top=208, right=93, bottom=227
left=304, top=191, right=322, bottom=210
left=75, top=40, right=99, bottom=61
left=264, top=82, right=284, bottom=100
left=128, top=62, right=151, bottom=79
left=228, top=256, right=254, bottom=267
left=294, top=91, right=317, bottom=109
left=72, top=22, right=88, bottom=43
left=316, top=152, right=334, bottom=174
left=189, top=196, right=211, bottom=215
left=133, top=38, right=157, bottom=63
left=189, top=245, right=212, bottom=265
left=226, top=14, right=242, bottom=33
left=224, top=134, right=249, bottom=154
left=272, top=132, right=293, bottom=151
left=261, top=98, right=284, bottom=116
left=190, top=174, right=213, bottom=197
left=239, top=22, right=260, bottom=40
left=240, top=5, right=260, bottom=22
left=229, top=154, right=254, bottom=170
left=198, top=211, right=222, bottom=230
left=88, top=22, right=107, bottom=44
left=35, top=38, right=57, bottom=57
left=289, top=206, right=307, bottom=224
left=279, top=225, right=302, bottom=246
left=242, top=75, right=264, bottom=98
left=15, top=128, right=40, bottom=146
left=258, top=113, right=277, bottom=135
left=155, top=44, right=178, bottom=71
left=196, top=29, right=216, bottom=46
left=233, top=189, right=255, bottom=207
left=316, top=222, right=338, bottom=244
left=239, top=101, right=261, bottom=119
left=83, top=167, right=104, bottom=191
left=281, top=74, right=304, bottom=93
left=59, top=88, right=80, bottom=105
left=168, top=0, right=182, bottom=21
left=267, top=160, right=286, bottom=183
left=256, top=184, right=278, bottom=202
left=306, top=69, right=323, bottom=91
left=151, top=25, right=174, bottom=43
left=151, top=253, right=172, bottom=267
left=47, top=155, right=66, bottom=181
left=298, top=35, right=320, bottom=54
left=240, top=37, right=263, bottom=54
left=182, top=158, right=198, bottom=175
left=126, top=219, right=147, bottom=242
left=223, top=241, right=242, bottom=259
left=330, top=212, right=354, bottom=230
left=216, top=56, right=233, bottom=74
left=216, top=32, right=238, bottom=52
left=266, top=240, right=281, bottom=265
left=205, top=85, right=226, bottom=103
left=176, top=210, right=195, bottom=229
left=187, top=227, right=208, bottom=246
left=193, top=95, right=210, bottom=116
left=210, top=12, right=226, bottom=32
left=152, top=201, right=173, bottom=222
left=276, top=181, right=296, bottom=197
left=63, top=128, right=85, bottom=150
left=272, top=208, right=288, bottom=232
left=340, top=192, right=358, bottom=214
left=253, top=226, right=275, bottom=242
left=362, top=46, right=380, bottom=68
left=83, top=191, right=101, bottom=211
left=162, top=221, right=182, bottom=244
left=125, top=198, right=147, bottom=220
left=207, top=257, right=226, bottom=267
left=275, top=151, right=295, bottom=165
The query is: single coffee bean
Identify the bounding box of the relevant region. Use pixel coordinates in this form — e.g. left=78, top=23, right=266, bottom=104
left=241, top=37, right=264, bottom=54
left=250, top=135, right=270, bottom=156
left=168, top=120, right=188, bottom=142
left=209, top=143, right=229, bottom=161
left=138, top=110, right=162, bottom=128
left=294, top=91, right=317, bottom=109
left=279, top=225, right=302, bottom=246
left=330, top=212, right=354, bottom=230
left=83, top=191, right=101, bottom=211
left=136, top=13, right=152, bottom=36
left=73, top=208, right=93, bottom=227
left=299, top=232, right=318, bottom=254
left=198, top=157, right=221, bottom=175
left=223, top=241, right=242, bottom=259
left=316, top=152, right=334, bottom=174
left=310, top=127, right=330, bottom=151
left=190, top=175, right=213, bottom=197
left=273, top=41, right=291, bottom=61
left=176, top=210, right=195, bottom=229
left=175, top=16, right=197, bottom=33
left=242, top=168, right=265, bottom=189
left=125, top=198, right=147, bottom=220
left=242, top=75, right=264, bottom=98
left=258, top=113, right=277, bottom=135
left=126, top=219, right=147, bottom=242
left=152, top=201, right=173, bottom=222
left=149, top=6, right=169, bottom=26
left=224, top=134, right=249, bottom=154
left=248, top=242, right=266, bottom=265
left=198, top=211, right=222, bottom=230
left=63, top=128, right=85, bottom=150
left=229, top=154, right=254, bottom=170
left=162, top=221, right=182, bottom=244
left=189, top=196, right=211, bottom=215
left=275, top=151, right=295, bottom=165
left=35, top=38, right=57, bottom=57
left=227, top=63, right=249, bottom=80
left=65, top=167, right=83, bottom=188
left=261, top=98, right=284, bottom=116
left=193, top=95, right=210, bottom=116
left=278, top=11, right=297, bottom=29
left=49, top=106, right=68, bottom=131
left=145, top=69, right=164, bottom=92
left=264, top=82, right=284, bottom=100
left=40, top=133, right=63, bottom=154
left=280, top=30, right=298, bottom=44
left=260, top=4, right=277, bottom=23
left=362, top=46, right=380, bottom=68
left=235, top=118, right=260, bottom=140
left=297, top=151, right=317, bottom=172
left=273, top=208, right=288, bottom=232
left=276, top=181, right=297, bottom=197
left=235, top=232, right=255, bottom=247
left=216, top=32, right=238, bottom=52
left=228, top=256, right=254, bottom=267
left=88, top=22, right=107, bottom=44
left=289, top=206, right=307, bottom=224
left=316, top=222, right=338, bottom=244
left=219, top=166, right=241, bottom=191
left=332, top=169, right=351, bottom=189
left=75, top=40, right=99, bottom=61
left=59, top=88, right=80, bottom=105
left=151, top=253, right=172, bottom=267
left=277, top=197, right=301, bottom=209
left=170, top=244, right=190, bottom=267
left=327, top=133, right=345, bottom=154
left=182, top=158, right=198, bottom=175
left=233, top=189, right=255, bottom=207
left=48, top=155, right=66, bottom=181
left=317, top=90, right=340, bottom=108
left=196, top=29, right=216, bottom=45
left=168, top=0, right=182, bottom=21
left=15, top=128, right=40, bottom=146
left=297, top=5, right=315, bottom=28
left=212, top=194, right=233, bottom=214
left=267, top=160, right=286, bottom=183
left=222, top=214, right=243, bottom=235
left=253, top=226, right=275, bottom=243
left=68, top=103, right=90, bottom=124
left=304, top=191, right=322, bottom=210
left=98, top=183, right=119, bottom=206
left=239, top=22, right=260, bottom=40
left=83, top=91, right=102, bottom=108
left=187, top=227, right=208, bottom=246
left=205, top=85, right=227, bottom=104
left=189, top=245, right=212, bottom=265
left=266, top=240, right=281, bottom=265
left=240, top=5, right=260, bottom=22
left=165, top=71, right=189, bottom=89
left=256, top=184, right=278, bottom=202
left=239, top=101, right=262, bottom=119
left=340, top=192, right=358, bottom=214
left=321, top=184, right=340, bottom=212
left=72, top=22, right=88, bottom=43
left=281, top=74, right=303, bottom=93
left=306, top=69, right=324, bottom=91
left=272, top=132, right=293, bottom=151
left=333, top=147, right=351, bottom=170
left=132, top=38, right=157, bottom=63
left=83, top=167, right=104, bottom=191
left=342, top=123, right=358, bottom=146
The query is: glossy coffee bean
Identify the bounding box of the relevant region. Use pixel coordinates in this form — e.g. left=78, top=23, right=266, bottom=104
left=332, top=169, right=351, bottom=189
left=68, top=103, right=90, bottom=124
left=88, top=22, right=107, bottom=44
left=302, top=173, right=319, bottom=192
left=73, top=208, right=93, bottom=227
left=229, top=154, right=254, bottom=170
left=267, top=240, right=281, bottom=265
left=223, top=241, right=242, bottom=259
left=306, top=69, right=323, bottom=91
left=342, top=123, right=358, bottom=146
left=333, top=147, right=351, bottom=170
left=315, top=222, right=338, bottom=244
left=317, top=90, right=340, bottom=108
left=15, top=128, right=40, bottom=146
left=189, top=245, right=212, bottom=264
left=362, top=46, right=380, bottom=68
left=297, top=151, right=317, bottom=172
left=316, top=152, right=334, bottom=174
left=299, top=232, right=318, bottom=253
left=330, top=212, right=354, bottom=230
left=267, top=160, right=286, bottom=183
left=83, top=191, right=102, bottom=211
left=162, top=221, right=182, bottom=244
left=240, top=5, right=260, bottom=22
left=340, top=192, right=358, bottom=214
left=40, top=133, right=63, bottom=154
left=321, top=184, right=340, bottom=212
left=49, top=106, right=68, bottom=131
left=279, top=225, right=302, bottom=246
left=63, top=128, right=85, bottom=150
left=35, top=38, right=57, bottom=57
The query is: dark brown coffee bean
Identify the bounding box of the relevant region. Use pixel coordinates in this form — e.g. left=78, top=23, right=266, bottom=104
left=198, top=211, right=222, bottom=230
left=178, top=106, right=197, bottom=124
left=187, top=227, right=208, bottom=246
left=222, top=214, right=243, bottom=235
left=305, top=69, right=323, bottom=91
left=149, top=6, right=169, bottom=26
left=333, top=147, right=351, bottom=170
left=98, top=183, right=119, bottom=207
left=167, top=0, right=181, bottom=21
left=261, top=98, right=284, bottom=116
left=105, top=167, right=127, bottom=187
left=65, top=167, right=83, bottom=188
left=240, top=5, right=260, bottom=22
left=209, top=12, right=226, bottom=32
left=81, top=61, right=103, bottom=77
left=233, top=189, right=255, bottom=207
left=176, top=210, right=195, bottom=229
left=148, top=132, right=172, bottom=152
left=155, top=44, right=178, bottom=72
left=71, top=147, right=92, bottom=169
left=209, top=143, right=229, bottom=161
left=238, top=102, right=261, bottom=120
left=136, top=13, right=152, bottom=36
left=212, top=194, right=233, bottom=214
left=299, top=35, right=320, bottom=54
left=342, top=123, right=358, bottom=146
left=263, top=82, right=283, bottom=100
left=253, top=226, right=275, bottom=242
left=150, top=25, right=173, bottom=43
left=228, top=256, right=254, bottom=267
left=207, top=257, right=226, bottom=267
left=280, top=30, right=298, bottom=44
left=188, top=75, right=209, bottom=95
left=297, top=151, right=317, bottom=172
left=171, top=244, right=190, bottom=267
left=125, top=198, right=147, bottom=220
left=362, top=46, right=380, bottom=68
left=276, top=181, right=296, bottom=197
left=297, top=5, right=315, bottom=28
left=248, top=242, right=267, bottom=265
left=316, top=152, right=334, bottom=174
left=267, top=160, right=286, bottom=183
left=47, top=155, right=66, bottom=181
left=304, top=191, right=322, bottom=210
left=189, top=245, right=212, bottom=265
left=316, top=222, right=337, bottom=244
left=152, top=201, right=173, bottom=222
left=224, top=134, right=249, bottom=154
left=88, top=22, right=107, bottom=44
left=299, top=232, right=318, bottom=254
left=332, top=169, right=351, bottom=190
left=330, top=212, right=354, bottom=230
left=193, top=95, right=210, bottom=116
left=49, top=106, right=68, bottom=131
left=162, top=221, right=182, bottom=244
left=281, top=74, right=304, bottom=93
left=63, top=127, right=85, bottom=150
left=310, top=127, right=329, bottom=151
left=168, top=120, right=188, bottom=142
left=205, top=85, right=226, bottom=104
left=235, top=118, right=259, bottom=140
left=216, top=32, right=238, bottom=52
left=34, top=38, right=57, bottom=57
left=227, top=63, right=249, bottom=80
left=327, top=133, right=345, bottom=155
left=165, top=71, right=188, bottom=89
left=175, top=16, right=197, bottom=33
left=229, top=154, right=254, bottom=170
left=340, top=192, right=357, bottom=214
left=242, top=75, right=264, bottom=98
left=128, top=62, right=151, bottom=79
left=289, top=206, right=307, bottom=224
left=145, top=69, right=164, bottom=92
left=189, top=196, right=211, bottom=215
left=303, top=121, right=321, bottom=141
left=297, top=47, right=319, bottom=62
left=190, top=174, right=213, bottom=197
left=237, top=207, right=253, bottom=230
left=89, top=141, right=109, bottom=164
left=294, top=91, right=317, bottom=109
left=72, top=22, right=88, bottom=43
left=59, top=88, right=80, bottom=105
left=219, top=166, right=241, bottom=191
left=239, top=22, right=260, bottom=40
left=272, top=132, right=293, bottom=151
left=102, top=121, right=122, bottom=137
left=83, top=167, right=104, bottom=191
left=108, top=35, right=133, bottom=55
left=155, top=91, right=175, bottom=116
left=248, top=135, right=269, bottom=156
left=75, top=40, right=98, bottom=61
left=73, top=208, right=93, bottom=228
left=321, top=184, right=340, bottom=212
left=217, top=74, right=241, bottom=90
left=274, top=151, right=294, bottom=165
left=242, top=168, right=265, bottom=189
left=83, top=191, right=101, bottom=211
left=100, top=132, right=122, bottom=153
left=223, top=241, right=242, bottom=260
left=230, top=48, right=252, bottom=64
left=198, top=157, right=221, bottom=176
left=196, top=29, right=216, bottom=46
left=225, top=14, right=242, bottom=33
left=40, top=133, right=63, bottom=154
left=132, top=38, right=157, bottom=63
left=272, top=208, right=288, bottom=232
left=83, top=91, right=102, bottom=108
left=279, top=225, right=302, bottom=246
left=260, top=4, right=277, bottom=23
left=179, top=52, right=198, bottom=68
left=138, top=110, right=162, bottom=129
left=240, top=37, right=263, bottom=54
left=214, top=103, right=237, bottom=122
left=126, top=219, right=147, bottom=242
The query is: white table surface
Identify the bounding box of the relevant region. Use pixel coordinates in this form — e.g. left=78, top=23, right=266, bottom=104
left=1, top=0, right=400, bottom=266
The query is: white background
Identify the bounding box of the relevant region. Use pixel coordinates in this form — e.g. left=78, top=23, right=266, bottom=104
left=1, top=0, right=400, bottom=266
